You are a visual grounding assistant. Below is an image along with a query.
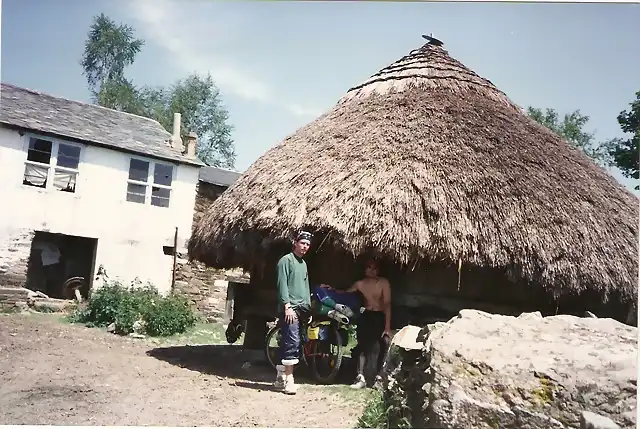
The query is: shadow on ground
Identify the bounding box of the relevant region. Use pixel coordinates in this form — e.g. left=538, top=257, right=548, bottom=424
left=146, top=344, right=357, bottom=387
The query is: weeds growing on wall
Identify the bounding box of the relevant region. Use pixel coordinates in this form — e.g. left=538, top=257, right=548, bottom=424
left=69, top=280, right=197, bottom=336
left=355, top=344, right=414, bottom=429
left=356, top=388, right=388, bottom=429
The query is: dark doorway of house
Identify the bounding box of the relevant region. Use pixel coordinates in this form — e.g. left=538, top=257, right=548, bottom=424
left=25, top=231, right=98, bottom=300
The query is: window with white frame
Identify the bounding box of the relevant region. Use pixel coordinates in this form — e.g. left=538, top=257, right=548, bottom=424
left=126, top=158, right=174, bottom=208
left=23, top=136, right=81, bottom=193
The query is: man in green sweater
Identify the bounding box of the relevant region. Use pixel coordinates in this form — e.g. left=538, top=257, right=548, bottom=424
left=274, top=231, right=312, bottom=395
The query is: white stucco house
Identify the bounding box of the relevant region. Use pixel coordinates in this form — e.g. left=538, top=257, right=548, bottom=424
left=0, top=83, right=204, bottom=299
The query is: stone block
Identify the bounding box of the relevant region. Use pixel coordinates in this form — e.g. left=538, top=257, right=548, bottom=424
left=213, top=279, right=228, bottom=288
left=386, top=309, right=637, bottom=429
left=580, top=411, right=621, bottom=429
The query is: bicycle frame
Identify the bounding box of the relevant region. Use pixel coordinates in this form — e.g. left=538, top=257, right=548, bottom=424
left=273, top=317, right=348, bottom=364
left=303, top=319, right=349, bottom=354
left=265, top=315, right=352, bottom=384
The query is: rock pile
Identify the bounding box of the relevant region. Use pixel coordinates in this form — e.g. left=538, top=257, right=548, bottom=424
left=385, top=310, right=637, bottom=429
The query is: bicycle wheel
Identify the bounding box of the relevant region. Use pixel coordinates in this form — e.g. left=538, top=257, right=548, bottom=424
left=264, top=325, right=281, bottom=370
left=310, top=325, right=344, bottom=384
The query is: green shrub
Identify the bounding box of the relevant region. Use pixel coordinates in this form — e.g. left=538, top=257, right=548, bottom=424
left=356, top=386, right=412, bottom=429
left=112, top=291, right=142, bottom=334
left=143, top=293, right=197, bottom=337
left=66, top=305, right=89, bottom=323
left=72, top=280, right=196, bottom=337
left=81, top=281, right=131, bottom=327
left=356, top=389, right=388, bottom=429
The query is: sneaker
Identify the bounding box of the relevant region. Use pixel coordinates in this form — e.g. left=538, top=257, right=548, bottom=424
left=283, top=374, right=298, bottom=395
left=374, top=375, right=383, bottom=388
left=273, top=365, right=285, bottom=390
left=334, top=303, right=355, bottom=318
left=350, top=374, right=366, bottom=390
left=327, top=310, right=350, bottom=324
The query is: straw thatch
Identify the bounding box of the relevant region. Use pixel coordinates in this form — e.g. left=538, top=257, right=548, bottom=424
left=189, top=38, right=639, bottom=305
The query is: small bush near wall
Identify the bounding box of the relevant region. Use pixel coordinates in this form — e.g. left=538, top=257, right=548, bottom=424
left=356, top=389, right=388, bottom=429
left=355, top=344, right=417, bottom=429
left=70, top=280, right=197, bottom=336
left=143, top=295, right=198, bottom=337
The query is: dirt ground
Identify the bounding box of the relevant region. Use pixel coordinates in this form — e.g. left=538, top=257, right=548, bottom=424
left=0, top=313, right=370, bottom=427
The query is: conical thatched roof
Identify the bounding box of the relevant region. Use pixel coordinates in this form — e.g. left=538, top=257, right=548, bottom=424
left=189, top=37, right=638, bottom=304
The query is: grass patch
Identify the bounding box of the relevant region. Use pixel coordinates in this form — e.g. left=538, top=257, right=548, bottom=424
left=65, top=313, right=230, bottom=346
left=151, top=322, right=228, bottom=346
left=324, top=386, right=388, bottom=429
left=354, top=388, right=388, bottom=429
left=327, top=385, right=379, bottom=404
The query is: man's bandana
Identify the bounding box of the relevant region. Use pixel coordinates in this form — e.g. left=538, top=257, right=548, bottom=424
left=296, top=231, right=313, bottom=243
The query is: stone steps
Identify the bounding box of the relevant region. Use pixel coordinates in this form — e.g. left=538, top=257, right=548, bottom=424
left=0, top=287, right=30, bottom=308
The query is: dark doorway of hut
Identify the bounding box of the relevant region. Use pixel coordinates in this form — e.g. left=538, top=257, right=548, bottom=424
left=25, top=231, right=98, bottom=300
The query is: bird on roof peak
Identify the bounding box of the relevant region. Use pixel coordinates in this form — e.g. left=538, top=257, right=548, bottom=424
left=421, top=34, right=443, bottom=47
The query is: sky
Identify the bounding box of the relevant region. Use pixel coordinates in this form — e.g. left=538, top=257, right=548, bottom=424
left=1, top=0, right=638, bottom=192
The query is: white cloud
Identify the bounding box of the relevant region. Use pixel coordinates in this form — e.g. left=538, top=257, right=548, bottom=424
left=286, top=103, right=323, bottom=118
left=124, top=0, right=319, bottom=118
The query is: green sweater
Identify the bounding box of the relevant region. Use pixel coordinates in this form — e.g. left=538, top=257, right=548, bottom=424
left=276, top=252, right=311, bottom=312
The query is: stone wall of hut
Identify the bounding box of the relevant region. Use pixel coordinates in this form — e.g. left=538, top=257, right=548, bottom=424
left=174, top=258, right=229, bottom=323
left=174, top=181, right=233, bottom=322
left=192, top=181, right=228, bottom=229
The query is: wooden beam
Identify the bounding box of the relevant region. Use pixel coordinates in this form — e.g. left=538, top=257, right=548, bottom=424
left=243, top=316, right=269, bottom=350
left=171, top=227, right=178, bottom=292
left=224, top=281, right=235, bottom=323
left=225, top=276, right=250, bottom=284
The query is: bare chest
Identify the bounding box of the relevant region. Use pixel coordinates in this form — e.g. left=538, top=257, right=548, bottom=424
left=360, top=280, right=383, bottom=306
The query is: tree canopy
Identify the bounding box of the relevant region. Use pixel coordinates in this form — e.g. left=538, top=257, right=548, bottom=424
left=80, top=14, right=235, bottom=168
left=81, top=13, right=144, bottom=98
left=607, top=91, right=639, bottom=189
left=526, top=107, right=610, bottom=166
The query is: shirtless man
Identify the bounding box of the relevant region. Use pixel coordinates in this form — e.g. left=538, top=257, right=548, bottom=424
left=323, top=258, right=391, bottom=389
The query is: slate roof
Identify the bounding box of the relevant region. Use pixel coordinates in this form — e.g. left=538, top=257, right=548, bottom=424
left=198, top=166, right=241, bottom=187
left=0, top=83, right=203, bottom=166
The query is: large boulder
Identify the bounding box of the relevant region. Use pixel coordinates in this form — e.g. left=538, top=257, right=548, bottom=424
left=384, top=310, right=637, bottom=429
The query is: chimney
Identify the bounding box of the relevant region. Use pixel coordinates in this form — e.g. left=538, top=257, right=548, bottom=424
left=185, top=132, right=197, bottom=157
left=170, top=112, right=183, bottom=150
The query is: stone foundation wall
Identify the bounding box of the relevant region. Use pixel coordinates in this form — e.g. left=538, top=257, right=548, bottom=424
left=192, top=182, right=227, bottom=229
left=0, top=228, right=34, bottom=309
left=171, top=180, right=239, bottom=322
left=0, top=228, right=34, bottom=289
left=174, top=259, right=230, bottom=323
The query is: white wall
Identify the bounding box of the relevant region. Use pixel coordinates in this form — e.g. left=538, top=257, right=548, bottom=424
left=0, top=126, right=200, bottom=294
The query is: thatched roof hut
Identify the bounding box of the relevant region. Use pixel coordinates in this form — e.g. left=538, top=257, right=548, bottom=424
left=189, top=36, right=638, bottom=319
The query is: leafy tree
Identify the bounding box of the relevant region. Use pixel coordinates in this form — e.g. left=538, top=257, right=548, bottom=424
left=80, top=14, right=235, bottom=167
left=139, top=75, right=235, bottom=167
left=527, top=107, right=610, bottom=165
left=95, top=77, right=144, bottom=115
left=80, top=13, right=144, bottom=102
left=606, top=91, right=639, bottom=189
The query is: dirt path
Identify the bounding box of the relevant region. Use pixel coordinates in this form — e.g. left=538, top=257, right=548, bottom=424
left=0, top=313, right=368, bottom=427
